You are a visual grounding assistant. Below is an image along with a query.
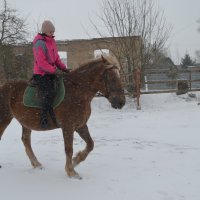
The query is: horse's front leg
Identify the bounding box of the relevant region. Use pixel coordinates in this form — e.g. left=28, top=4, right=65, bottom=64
left=21, top=126, right=42, bottom=168
left=62, top=128, right=81, bottom=179
left=73, top=125, right=94, bottom=167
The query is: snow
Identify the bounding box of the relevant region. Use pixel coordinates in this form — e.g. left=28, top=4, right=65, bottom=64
left=1, top=92, right=200, bottom=200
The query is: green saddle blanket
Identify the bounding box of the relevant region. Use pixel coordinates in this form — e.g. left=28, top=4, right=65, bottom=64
left=23, top=77, right=65, bottom=109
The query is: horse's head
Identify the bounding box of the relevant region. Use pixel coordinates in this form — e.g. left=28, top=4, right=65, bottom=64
left=65, top=55, right=126, bottom=109
left=98, top=56, right=126, bottom=109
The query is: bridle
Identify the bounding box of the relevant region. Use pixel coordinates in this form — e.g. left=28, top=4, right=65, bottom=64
left=102, top=64, right=124, bottom=98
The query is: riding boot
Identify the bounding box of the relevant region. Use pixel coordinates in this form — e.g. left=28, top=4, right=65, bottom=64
left=49, top=107, right=60, bottom=128
left=40, top=112, right=48, bottom=129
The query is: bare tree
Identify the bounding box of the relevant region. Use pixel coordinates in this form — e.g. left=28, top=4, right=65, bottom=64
left=197, top=18, right=200, bottom=32
left=0, top=0, right=28, bottom=44
left=195, top=19, right=200, bottom=62
left=195, top=50, right=200, bottom=63
left=0, top=0, right=29, bottom=81
left=91, top=0, right=172, bottom=78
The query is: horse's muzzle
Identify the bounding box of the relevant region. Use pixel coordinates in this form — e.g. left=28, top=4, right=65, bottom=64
left=110, top=95, right=126, bottom=109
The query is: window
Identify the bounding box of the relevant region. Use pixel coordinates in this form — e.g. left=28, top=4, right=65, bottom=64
left=58, top=51, right=67, bottom=65
left=94, top=49, right=109, bottom=58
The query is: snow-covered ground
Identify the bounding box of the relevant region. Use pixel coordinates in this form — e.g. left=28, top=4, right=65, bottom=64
left=0, top=92, right=200, bottom=200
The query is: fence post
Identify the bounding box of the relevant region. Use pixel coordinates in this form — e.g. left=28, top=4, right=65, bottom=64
left=189, top=70, right=192, bottom=91
left=133, top=67, right=141, bottom=110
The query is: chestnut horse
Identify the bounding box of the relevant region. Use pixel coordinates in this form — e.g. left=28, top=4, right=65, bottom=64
left=0, top=56, right=125, bottom=179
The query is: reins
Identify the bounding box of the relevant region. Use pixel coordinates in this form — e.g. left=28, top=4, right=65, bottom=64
left=63, top=74, right=78, bottom=86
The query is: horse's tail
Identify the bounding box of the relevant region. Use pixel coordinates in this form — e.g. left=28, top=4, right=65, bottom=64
left=0, top=82, right=13, bottom=140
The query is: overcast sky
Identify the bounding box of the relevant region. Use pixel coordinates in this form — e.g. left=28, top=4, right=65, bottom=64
left=8, top=0, right=200, bottom=64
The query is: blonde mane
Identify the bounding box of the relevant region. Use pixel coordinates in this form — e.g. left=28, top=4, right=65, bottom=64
left=75, top=55, right=120, bottom=71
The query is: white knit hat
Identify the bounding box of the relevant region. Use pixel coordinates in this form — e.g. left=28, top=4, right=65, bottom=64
left=41, top=20, right=55, bottom=34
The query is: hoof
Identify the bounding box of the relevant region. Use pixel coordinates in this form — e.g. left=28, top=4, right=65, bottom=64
left=67, top=170, right=82, bottom=180
left=33, top=162, right=43, bottom=169
left=34, top=165, right=43, bottom=170
left=70, top=174, right=82, bottom=180
left=32, top=160, right=43, bottom=169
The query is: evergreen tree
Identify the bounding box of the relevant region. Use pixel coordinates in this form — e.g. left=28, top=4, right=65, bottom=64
left=181, top=54, right=195, bottom=68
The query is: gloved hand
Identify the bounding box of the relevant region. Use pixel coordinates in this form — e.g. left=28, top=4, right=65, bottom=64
left=62, top=68, right=71, bottom=74
left=55, top=68, right=63, bottom=76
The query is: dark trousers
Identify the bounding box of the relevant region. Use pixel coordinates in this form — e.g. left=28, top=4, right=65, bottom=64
left=33, top=74, right=57, bottom=127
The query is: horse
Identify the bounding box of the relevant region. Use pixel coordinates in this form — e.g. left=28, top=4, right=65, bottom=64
left=0, top=56, right=125, bottom=179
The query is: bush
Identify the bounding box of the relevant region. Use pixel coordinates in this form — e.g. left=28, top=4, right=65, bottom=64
left=176, top=80, right=189, bottom=95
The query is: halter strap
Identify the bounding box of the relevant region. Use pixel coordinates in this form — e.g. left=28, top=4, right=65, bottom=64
left=102, top=65, right=124, bottom=98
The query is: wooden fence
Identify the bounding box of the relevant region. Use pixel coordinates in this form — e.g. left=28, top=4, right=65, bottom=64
left=121, top=68, right=200, bottom=109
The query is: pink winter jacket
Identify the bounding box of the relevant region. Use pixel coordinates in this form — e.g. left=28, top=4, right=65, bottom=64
left=33, top=33, right=66, bottom=75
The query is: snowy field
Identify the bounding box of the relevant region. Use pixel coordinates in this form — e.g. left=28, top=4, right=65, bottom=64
left=0, top=92, right=200, bottom=200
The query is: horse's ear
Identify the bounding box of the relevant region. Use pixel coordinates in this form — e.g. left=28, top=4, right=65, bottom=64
left=101, top=55, right=106, bottom=63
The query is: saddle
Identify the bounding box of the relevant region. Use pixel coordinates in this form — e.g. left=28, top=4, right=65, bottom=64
left=23, top=77, right=65, bottom=109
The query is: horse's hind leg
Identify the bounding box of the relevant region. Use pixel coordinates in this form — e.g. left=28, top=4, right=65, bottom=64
left=0, top=114, right=12, bottom=140
left=73, top=125, right=94, bottom=167
left=21, top=126, right=42, bottom=168
left=0, top=115, right=12, bottom=168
